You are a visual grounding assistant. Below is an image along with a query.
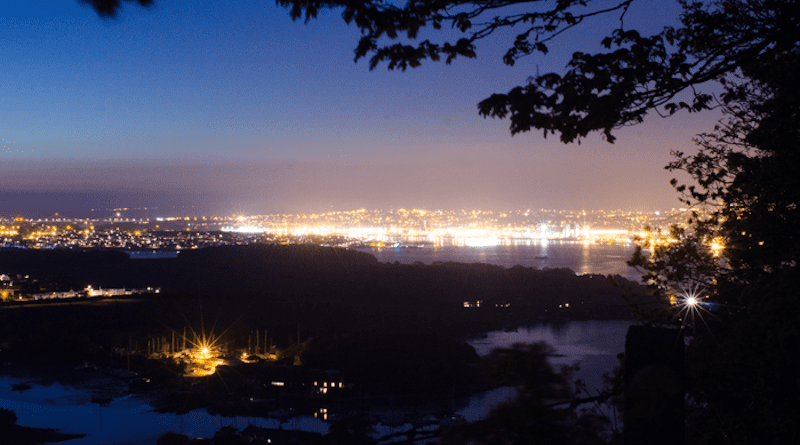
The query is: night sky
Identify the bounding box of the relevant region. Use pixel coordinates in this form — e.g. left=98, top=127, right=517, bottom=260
left=1, top=0, right=719, bottom=218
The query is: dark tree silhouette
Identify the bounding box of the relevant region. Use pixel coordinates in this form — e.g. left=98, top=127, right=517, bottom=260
left=627, top=62, right=800, bottom=445
left=272, top=1, right=800, bottom=442
left=80, top=1, right=796, bottom=143
left=276, top=0, right=797, bottom=142
left=156, top=432, right=191, bottom=445
left=79, top=0, right=153, bottom=17
left=622, top=3, right=800, bottom=442
left=0, top=408, right=18, bottom=430
left=438, top=342, right=617, bottom=445
left=324, top=414, right=375, bottom=445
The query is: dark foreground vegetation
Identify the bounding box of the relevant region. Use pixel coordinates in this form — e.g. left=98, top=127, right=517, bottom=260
left=0, top=243, right=648, bottom=333
left=0, top=243, right=639, bottom=442
left=0, top=244, right=648, bottom=376
left=0, top=407, right=85, bottom=445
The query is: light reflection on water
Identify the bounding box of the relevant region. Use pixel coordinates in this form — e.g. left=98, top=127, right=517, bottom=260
left=124, top=250, right=180, bottom=259
left=1, top=324, right=632, bottom=444
left=466, top=320, right=633, bottom=404
left=374, top=321, right=633, bottom=437
left=354, top=242, right=642, bottom=282
left=456, top=386, right=518, bottom=422
left=0, top=379, right=327, bottom=445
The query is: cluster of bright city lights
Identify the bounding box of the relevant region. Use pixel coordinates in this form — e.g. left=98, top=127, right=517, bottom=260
left=4, top=207, right=696, bottom=250
left=223, top=223, right=639, bottom=248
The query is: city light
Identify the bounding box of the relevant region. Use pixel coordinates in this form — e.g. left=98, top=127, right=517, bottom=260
left=709, top=237, right=724, bottom=256
left=172, top=321, right=231, bottom=378
left=1, top=207, right=688, bottom=252
left=464, top=237, right=500, bottom=247
left=671, top=284, right=717, bottom=337
left=221, top=225, right=266, bottom=234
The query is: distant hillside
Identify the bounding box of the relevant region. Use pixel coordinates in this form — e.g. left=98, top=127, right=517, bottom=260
left=0, top=244, right=655, bottom=335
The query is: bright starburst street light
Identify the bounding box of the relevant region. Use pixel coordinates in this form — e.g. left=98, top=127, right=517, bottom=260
left=670, top=283, right=718, bottom=338
left=169, top=318, right=231, bottom=377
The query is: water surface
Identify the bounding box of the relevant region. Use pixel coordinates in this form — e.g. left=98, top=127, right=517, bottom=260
left=355, top=242, right=642, bottom=282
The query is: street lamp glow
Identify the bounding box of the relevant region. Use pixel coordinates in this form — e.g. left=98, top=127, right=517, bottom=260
left=671, top=284, right=718, bottom=338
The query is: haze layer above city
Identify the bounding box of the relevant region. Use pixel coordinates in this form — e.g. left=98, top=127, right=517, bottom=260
left=1, top=1, right=719, bottom=218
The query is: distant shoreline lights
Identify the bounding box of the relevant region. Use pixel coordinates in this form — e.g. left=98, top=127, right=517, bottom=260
left=221, top=225, right=267, bottom=234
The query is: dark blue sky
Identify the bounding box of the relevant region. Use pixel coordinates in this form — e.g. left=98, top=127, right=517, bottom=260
left=0, top=0, right=719, bottom=217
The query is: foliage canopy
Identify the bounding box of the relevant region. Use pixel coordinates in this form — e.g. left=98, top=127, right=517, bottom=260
left=83, top=0, right=796, bottom=142
left=79, top=0, right=153, bottom=17
left=269, top=0, right=796, bottom=143
left=275, top=0, right=800, bottom=441
left=621, top=2, right=799, bottom=443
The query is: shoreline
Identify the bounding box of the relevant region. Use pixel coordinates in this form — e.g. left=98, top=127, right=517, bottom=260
left=2, top=424, right=86, bottom=445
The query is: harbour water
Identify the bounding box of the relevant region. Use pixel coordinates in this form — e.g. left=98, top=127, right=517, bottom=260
left=0, top=320, right=632, bottom=444
left=125, top=250, right=180, bottom=259
left=354, top=240, right=643, bottom=282
left=0, top=380, right=327, bottom=444
left=1, top=244, right=638, bottom=444
left=467, top=320, right=630, bottom=398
